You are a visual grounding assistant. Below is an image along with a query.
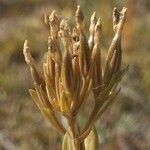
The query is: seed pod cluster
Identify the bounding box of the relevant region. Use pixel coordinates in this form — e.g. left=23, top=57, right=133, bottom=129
left=23, top=5, right=128, bottom=143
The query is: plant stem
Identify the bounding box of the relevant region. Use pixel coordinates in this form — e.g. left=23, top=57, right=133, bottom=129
left=68, top=116, right=84, bottom=150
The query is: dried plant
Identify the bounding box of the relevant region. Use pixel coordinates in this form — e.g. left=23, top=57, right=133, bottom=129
left=23, top=5, right=128, bottom=150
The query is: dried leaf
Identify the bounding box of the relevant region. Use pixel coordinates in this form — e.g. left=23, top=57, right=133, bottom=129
left=62, top=132, right=74, bottom=150
left=29, top=89, right=66, bottom=135
left=84, top=127, right=98, bottom=150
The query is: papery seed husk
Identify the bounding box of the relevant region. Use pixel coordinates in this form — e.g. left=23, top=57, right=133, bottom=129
left=24, top=5, right=128, bottom=140
left=23, top=40, right=45, bottom=87
left=103, top=34, right=121, bottom=86
left=76, top=5, right=84, bottom=31
left=88, top=12, right=97, bottom=50
left=49, top=10, right=60, bottom=39
left=59, top=19, right=73, bottom=56
left=78, top=34, right=90, bottom=77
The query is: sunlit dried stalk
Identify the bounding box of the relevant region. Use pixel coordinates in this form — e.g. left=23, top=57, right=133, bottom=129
left=23, top=5, right=128, bottom=150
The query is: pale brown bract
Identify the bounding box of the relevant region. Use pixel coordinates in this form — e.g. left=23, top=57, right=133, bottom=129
left=23, top=5, right=128, bottom=150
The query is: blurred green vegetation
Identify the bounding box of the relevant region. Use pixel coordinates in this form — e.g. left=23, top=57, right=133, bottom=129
left=0, top=0, right=150, bottom=149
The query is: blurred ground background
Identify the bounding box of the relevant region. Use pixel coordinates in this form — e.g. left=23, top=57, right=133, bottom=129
left=0, top=0, right=150, bottom=150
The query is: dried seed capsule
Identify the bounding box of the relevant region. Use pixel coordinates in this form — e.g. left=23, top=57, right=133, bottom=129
left=49, top=10, right=60, bottom=39
left=75, top=5, right=84, bottom=31
left=78, top=31, right=91, bottom=77
left=104, top=7, right=127, bottom=86
left=23, top=5, right=128, bottom=140
left=58, top=20, right=74, bottom=94
left=59, top=19, right=72, bottom=55
left=72, top=28, right=80, bottom=77
left=113, top=7, right=127, bottom=34
left=113, top=8, right=120, bottom=32
left=92, top=44, right=102, bottom=96
left=94, top=18, right=102, bottom=45
left=91, top=18, right=102, bottom=96
left=23, top=40, right=45, bottom=86
left=23, top=40, right=35, bottom=66
left=75, top=6, right=91, bottom=77
left=88, top=12, right=97, bottom=50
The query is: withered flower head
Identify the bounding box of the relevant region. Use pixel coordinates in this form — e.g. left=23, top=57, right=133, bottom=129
left=23, top=5, right=128, bottom=149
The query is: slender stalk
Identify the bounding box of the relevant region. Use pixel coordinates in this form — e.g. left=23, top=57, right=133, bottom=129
left=68, top=117, right=84, bottom=150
